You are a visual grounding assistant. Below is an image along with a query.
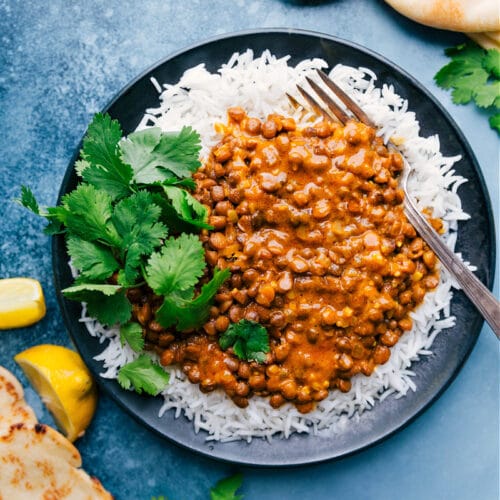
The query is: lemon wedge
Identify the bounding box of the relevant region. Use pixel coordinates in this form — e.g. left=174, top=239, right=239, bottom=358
left=0, top=278, right=46, bottom=329
left=14, top=345, right=98, bottom=442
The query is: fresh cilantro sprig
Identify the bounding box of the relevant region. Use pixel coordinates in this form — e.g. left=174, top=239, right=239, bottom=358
left=162, top=184, right=213, bottom=230
left=62, top=283, right=132, bottom=326
left=19, top=185, right=40, bottom=214
left=155, top=267, right=230, bottom=331
left=111, top=190, right=168, bottom=285
left=152, top=473, right=244, bottom=500
left=19, top=114, right=209, bottom=230
left=210, top=474, right=244, bottom=500
left=117, top=355, right=170, bottom=396
left=120, top=322, right=145, bottom=352
left=434, top=42, right=500, bottom=133
left=67, top=237, right=120, bottom=282
left=80, top=112, right=134, bottom=200
left=145, top=233, right=206, bottom=295
left=144, top=235, right=230, bottom=331
left=219, top=320, right=270, bottom=363
left=120, top=125, right=202, bottom=182
left=18, top=113, right=232, bottom=396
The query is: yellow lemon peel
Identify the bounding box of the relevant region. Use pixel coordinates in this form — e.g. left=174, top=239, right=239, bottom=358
left=0, top=278, right=46, bottom=329
left=14, top=345, right=97, bottom=442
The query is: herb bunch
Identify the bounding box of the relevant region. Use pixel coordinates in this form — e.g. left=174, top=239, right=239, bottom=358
left=434, top=42, right=500, bottom=133
left=19, top=113, right=231, bottom=395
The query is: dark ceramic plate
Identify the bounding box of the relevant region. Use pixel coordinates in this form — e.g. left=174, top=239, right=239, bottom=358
left=52, top=29, right=495, bottom=466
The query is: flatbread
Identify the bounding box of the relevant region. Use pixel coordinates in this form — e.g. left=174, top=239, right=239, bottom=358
left=0, top=423, right=112, bottom=499
left=384, top=0, right=500, bottom=33
left=0, top=366, right=37, bottom=436
left=467, top=31, right=500, bottom=49
left=0, top=367, right=112, bottom=499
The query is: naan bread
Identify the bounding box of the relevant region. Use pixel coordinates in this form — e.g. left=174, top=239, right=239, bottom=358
left=0, top=367, right=112, bottom=499
left=0, top=423, right=112, bottom=499
left=467, top=31, right=500, bottom=49
left=0, top=366, right=37, bottom=435
left=384, top=0, right=500, bottom=33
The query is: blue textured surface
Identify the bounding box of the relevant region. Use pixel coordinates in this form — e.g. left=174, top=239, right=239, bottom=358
left=0, top=1, right=498, bottom=499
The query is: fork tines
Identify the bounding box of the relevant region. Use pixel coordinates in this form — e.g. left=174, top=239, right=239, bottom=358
left=296, top=69, right=375, bottom=128
left=304, top=76, right=350, bottom=124
left=295, top=85, right=332, bottom=122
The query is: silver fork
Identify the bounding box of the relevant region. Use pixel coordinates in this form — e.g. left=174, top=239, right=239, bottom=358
left=292, top=69, right=499, bottom=338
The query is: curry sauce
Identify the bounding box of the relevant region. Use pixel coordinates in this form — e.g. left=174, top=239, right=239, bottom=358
left=130, top=108, right=440, bottom=413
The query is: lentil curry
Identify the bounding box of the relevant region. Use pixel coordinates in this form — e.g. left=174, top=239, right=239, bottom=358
left=129, top=107, right=440, bottom=414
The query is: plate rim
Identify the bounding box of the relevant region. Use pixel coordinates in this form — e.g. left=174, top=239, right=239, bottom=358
left=51, top=27, right=496, bottom=467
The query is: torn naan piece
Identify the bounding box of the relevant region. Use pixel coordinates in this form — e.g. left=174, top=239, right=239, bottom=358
left=384, top=0, right=500, bottom=33
left=0, top=423, right=112, bottom=499
left=467, top=31, right=500, bottom=49
left=0, top=367, right=112, bottom=499
left=0, top=366, right=37, bottom=435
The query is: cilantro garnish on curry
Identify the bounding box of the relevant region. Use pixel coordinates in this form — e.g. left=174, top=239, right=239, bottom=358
left=19, top=113, right=266, bottom=396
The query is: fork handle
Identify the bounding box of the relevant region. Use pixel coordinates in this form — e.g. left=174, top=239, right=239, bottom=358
left=404, top=200, right=500, bottom=339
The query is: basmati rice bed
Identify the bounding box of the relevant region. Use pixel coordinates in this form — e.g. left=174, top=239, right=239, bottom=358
left=81, top=50, right=469, bottom=442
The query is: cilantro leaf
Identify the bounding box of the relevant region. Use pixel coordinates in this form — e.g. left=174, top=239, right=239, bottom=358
left=483, top=49, right=500, bottom=79
left=162, top=177, right=197, bottom=190
left=163, top=185, right=211, bottom=229
left=473, top=80, right=500, bottom=108
left=112, top=190, right=162, bottom=232
left=489, top=113, right=500, bottom=132
left=450, top=84, right=475, bottom=105
left=80, top=113, right=133, bottom=199
left=436, top=59, right=488, bottom=104
left=82, top=163, right=133, bottom=201
left=74, top=158, right=91, bottom=176
left=82, top=112, right=122, bottom=165
left=145, top=233, right=205, bottom=295
left=115, top=245, right=143, bottom=286
left=121, top=126, right=201, bottom=183
left=435, top=60, right=473, bottom=91
left=16, top=187, right=65, bottom=234
left=67, top=236, right=119, bottom=281
left=150, top=192, right=205, bottom=235
left=210, top=474, right=244, bottom=500
left=219, top=320, right=270, bottom=363
left=43, top=220, right=64, bottom=235
left=444, top=42, right=486, bottom=64
left=152, top=126, right=202, bottom=178
left=120, top=128, right=165, bottom=184
left=111, top=191, right=168, bottom=285
left=43, top=206, right=66, bottom=235
left=117, top=355, right=170, bottom=395
left=59, top=184, right=119, bottom=246
left=435, top=42, right=500, bottom=134
left=61, top=283, right=123, bottom=296
left=155, top=267, right=230, bottom=330
left=85, top=291, right=132, bottom=326
left=17, top=186, right=40, bottom=215
left=120, top=322, right=145, bottom=352
left=62, top=283, right=132, bottom=326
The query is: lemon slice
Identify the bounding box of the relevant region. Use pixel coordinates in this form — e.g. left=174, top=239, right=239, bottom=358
left=0, top=278, right=46, bottom=329
left=14, top=345, right=98, bottom=442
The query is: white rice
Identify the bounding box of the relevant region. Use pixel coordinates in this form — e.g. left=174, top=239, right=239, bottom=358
left=81, top=50, right=469, bottom=442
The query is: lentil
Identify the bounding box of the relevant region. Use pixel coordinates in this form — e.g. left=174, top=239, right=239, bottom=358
left=141, top=110, right=440, bottom=413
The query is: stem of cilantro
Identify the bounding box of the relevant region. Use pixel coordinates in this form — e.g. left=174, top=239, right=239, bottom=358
left=126, top=280, right=145, bottom=288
